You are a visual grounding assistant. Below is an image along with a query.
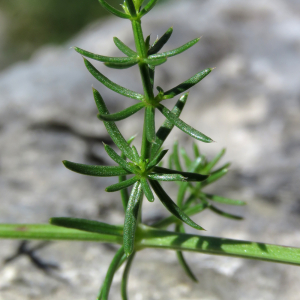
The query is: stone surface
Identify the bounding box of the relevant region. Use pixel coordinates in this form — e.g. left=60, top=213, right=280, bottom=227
left=1, top=0, right=300, bottom=299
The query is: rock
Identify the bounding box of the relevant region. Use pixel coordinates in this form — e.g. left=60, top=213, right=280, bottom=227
left=0, top=0, right=300, bottom=299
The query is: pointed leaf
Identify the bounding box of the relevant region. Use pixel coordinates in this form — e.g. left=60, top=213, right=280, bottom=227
left=204, top=193, right=246, bottom=206
left=148, top=173, right=186, bottom=181
left=106, top=176, right=139, bottom=192
left=148, top=37, right=200, bottom=59
left=93, top=88, right=136, bottom=162
left=63, top=160, right=132, bottom=177
left=121, top=252, right=136, bottom=300
left=193, top=142, right=201, bottom=158
left=175, top=224, right=198, bottom=282
left=98, top=102, right=145, bottom=122
left=148, top=27, right=173, bottom=55
left=198, top=167, right=228, bottom=188
left=149, top=64, right=155, bottom=90
left=153, top=166, right=208, bottom=182
left=144, top=57, right=167, bottom=66
left=100, top=247, right=125, bottom=300
left=98, top=0, right=130, bottom=19
left=151, top=93, right=188, bottom=158
left=180, top=147, right=192, bottom=169
left=150, top=180, right=205, bottom=230
left=146, top=106, right=156, bottom=143
left=103, top=144, right=136, bottom=173
left=139, top=0, right=160, bottom=17
left=163, top=68, right=212, bottom=99
left=157, top=104, right=213, bottom=143
left=104, top=60, right=139, bottom=69
left=124, top=0, right=137, bottom=16
left=124, top=182, right=143, bottom=256
left=85, top=59, right=143, bottom=101
left=147, top=149, right=168, bottom=169
left=131, top=145, right=140, bottom=162
left=141, top=177, right=155, bottom=202
left=173, top=141, right=182, bottom=171
left=113, top=37, right=136, bottom=57
left=50, top=218, right=123, bottom=236
left=209, top=205, right=243, bottom=220
left=202, top=148, right=226, bottom=174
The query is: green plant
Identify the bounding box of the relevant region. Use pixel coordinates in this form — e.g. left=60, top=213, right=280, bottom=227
left=1, top=0, right=300, bottom=299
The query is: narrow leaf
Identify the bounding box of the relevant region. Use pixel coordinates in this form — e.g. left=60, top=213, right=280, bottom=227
left=124, top=182, right=143, bottom=256
left=151, top=93, right=188, bottom=158
left=98, top=0, right=130, bottom=19
left=198, top=168, right=228, bottom=188
left=98, top=102, right=145, bottom=122
left=100, top=247, right=125, bottom=300
left=103, top=144, right=136, bottom=173
left=148, top=27, right=173, bottom=55
left=141, top=177, right=154, bottom=202
left=63, top=160, right=132, bottom=177
left=148, top=37, right=200, bottom=59
left=209, top=205, right=243, bottom=220
left=124, top=0, right=137, bottom=16
left=104, top=59, right=139, bottom=69
left=144, top=57, right=167, bottom=66
left=150, top=180, right=205, bottom=230
left=204, top=193, right=246, bottom=206
left=173, top=141, right=182, bottom=171
left=202, top=148, right=226, bottom=174
left=147, top=149, right=168, bottom=169
left=193, top=142, right=200, bottom=158
left=157, top=104, right=213, bottom=143
left=113, top=37, right=136, bottom=57
left=85, top=59, right=143, bottom=101
left=146, top=106, right=156, bottom=143
left=153, top=166, right=209, bottom=182
left=139, top=0, right=160, bottom=17
left=149, top=64, right=155, bottom=90
left=121, top=252, right=136, bottom=300
left=163, top=68, right=212, bottom=99
left=175, top=224, right=198, bottom=282
left=50, top=218, right=123, bottom=236
left=180, top=147, right=192, bottom=169
left=93, top=88, right=136, bottom=162
left=148, top=173, right=186, bottom=181
left=105, top=176, right=139, bottom=192
left=131, top=145, right=140, bottom=162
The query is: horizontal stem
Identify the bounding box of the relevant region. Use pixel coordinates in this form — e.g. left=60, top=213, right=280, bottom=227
left=0, top=224, right=123, bottom=244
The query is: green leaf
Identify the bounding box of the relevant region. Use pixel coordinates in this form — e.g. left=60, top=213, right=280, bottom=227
left=198, top=167, right=228, bottom=188
left=149, top=180, right=205, bottom=230
left=100, top=247, right=126, bottom=300
left=131, top=145, right=140, bottom=162
left=104, top=59, right=139, bottom=69
left=208, top=205, right=243, bottom=220
left=98, top=102, right=145, bottom=122
left=113, top=37, right=137, bottom=57
left=149, top=64, right=155, bottom=90
left=202, top=148, right=226, bottom=174
left=103, top=143, right=136, bottom=173
left=147, top=149, right=168, bottom=169
left=85, top=59, right=143, bottom=101
left=148, top=173, right=186, bottom=181
left=105, top=176, right=139, bottom=192
left=74, top=47, right=137, bottom=64
left=93, top=88, right=136, bottom=162
left=63, top=160, right=132, bottom=177
left=146, top=106, right=156, bottom=142
left=50, top=218, right=123, bottom=236
left=204, top=193, right=246, bottom=206
left=139, top=0, right=160, bottom=17
left=193, top=142, right=200, bottom=158
left=157, top=104, right=214, bottom=143
left=148, top=27, right=173, bottom=55
left=121, top=252, right=136, bottom=300
left=141, top=177, right=155, bottom=202
left=144, top=35, right=151, bottom=51
left=124, top=182, right=143, bottom=256
left=163, top=68, right=212, bottom=99
left=175, top=224, right=198, bottom=282
left=153, top=166, right=209, bottom=182
left=180, top=147, right=192, bottom=169
left=144, top=57, right=167, bottom=66
left=148, top=37, right=200, bottom=59
left=151, top=93, right=188, bottom=158
left=98, top=0, right=130, bottom=19
left=124, top=0, right=137, bottom=16
left=173, top=141, right=182, bottom=171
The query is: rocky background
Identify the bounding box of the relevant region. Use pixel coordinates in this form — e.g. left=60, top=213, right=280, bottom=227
left=1, top=0, right=300, bottom=299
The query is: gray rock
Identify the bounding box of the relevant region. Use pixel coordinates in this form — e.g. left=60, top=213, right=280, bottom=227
left=1, top=0, right=300, bottom=299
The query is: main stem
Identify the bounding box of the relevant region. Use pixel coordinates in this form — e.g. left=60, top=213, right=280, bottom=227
left=131, top=19, right=154, bottom=161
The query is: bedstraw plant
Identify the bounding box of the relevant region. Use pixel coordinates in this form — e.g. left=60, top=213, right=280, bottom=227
left=1, top=0, right=300, bottom=299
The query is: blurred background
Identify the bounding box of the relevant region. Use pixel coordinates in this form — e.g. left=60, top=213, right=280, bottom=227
left=0, top=0, right=300, bottom=299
